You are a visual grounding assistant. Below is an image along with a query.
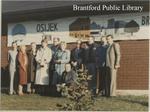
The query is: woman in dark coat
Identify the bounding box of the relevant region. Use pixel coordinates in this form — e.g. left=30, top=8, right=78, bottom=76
left=17, top=45, right=28, bottom=95
left=61, top=63, right=77, bottom=87
left=27, top=42, right=37, bottom=94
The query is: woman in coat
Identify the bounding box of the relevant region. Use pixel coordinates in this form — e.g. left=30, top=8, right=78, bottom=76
left=35, top=39, right=52, bottom=94
left=52, top=41, right=70, bottom=85
left=27, top=42, right=37, bottom=94
left=17, top=45, right=28, bottom=95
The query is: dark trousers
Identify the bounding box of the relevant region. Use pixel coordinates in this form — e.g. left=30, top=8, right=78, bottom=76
left=86, top=63, right=96, bottom=90
left=98, top=67, right=111, bottom=97
left=35, top=85, right=48, bottom=95
left=105, top=67, right=111, bottom=97
left=99, top=67, right=105, bottom=92
left=14, top=71, right=19, bottom=92
left=49, top=62, right=55, bottom=86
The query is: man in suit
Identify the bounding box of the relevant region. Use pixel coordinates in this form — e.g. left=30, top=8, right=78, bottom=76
left=106, top=35, right=121, bottom=97
left=96, top=36, right=108, bottom=96
left=50, top=38, right=60, bottom=85
left=86, top=37, right=97, bottom=94
left=81, top=42, right=89, bottom=70
left=51, top=38, right=60, bottom=54
left=71, top=40, right=83, bottom=72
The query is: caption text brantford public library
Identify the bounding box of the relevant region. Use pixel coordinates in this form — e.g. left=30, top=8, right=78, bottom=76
left=73, top=4, right=143, bottom=12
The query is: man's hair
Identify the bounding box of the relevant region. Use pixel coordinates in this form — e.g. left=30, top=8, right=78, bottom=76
left=65, top=63, right=71, bottom=68
left=53, top=37, right=60, bottom=41
left=106, top=34, right=113, bottom=39
left=31, top=42, right=36, bottom=45
left=41, top=39, right=48, bottom=44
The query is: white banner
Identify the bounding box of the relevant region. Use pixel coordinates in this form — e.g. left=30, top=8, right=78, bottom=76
left=7, top=12, right=149, bottom=46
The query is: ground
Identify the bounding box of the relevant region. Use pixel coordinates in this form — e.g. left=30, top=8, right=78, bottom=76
left=1, top=93, right=148, bottom=111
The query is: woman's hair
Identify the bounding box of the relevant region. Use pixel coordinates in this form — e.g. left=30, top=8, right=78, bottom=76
left=19, top=45, right=26, bottom=51
left=60, top=41, right=67, bottom=47
left=12, top=42, right=17, bottom=46
left=20, top=45, right=25, bottom=48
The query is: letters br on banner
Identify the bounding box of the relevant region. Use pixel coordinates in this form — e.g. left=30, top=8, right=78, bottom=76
left=7, top=12, right=149, bottom=46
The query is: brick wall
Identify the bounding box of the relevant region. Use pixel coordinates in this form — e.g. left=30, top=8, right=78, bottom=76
left=117, top=40, right=149, bottom=90
left=1, top=35, right=9, bottom=87
left=1, top=36, right=9, bottom=66
left=1, top=34, right=149, bottom=89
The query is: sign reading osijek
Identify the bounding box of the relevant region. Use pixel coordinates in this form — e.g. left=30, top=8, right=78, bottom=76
left=7, top=12, right=149, bottom=46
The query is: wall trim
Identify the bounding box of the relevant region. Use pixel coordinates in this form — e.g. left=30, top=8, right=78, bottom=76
left=116, top=90, right=149, bottom=96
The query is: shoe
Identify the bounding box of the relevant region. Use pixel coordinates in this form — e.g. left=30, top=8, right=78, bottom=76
left=9, top=92, right=13, bottom=95
left=13, top=91, right=17, bottom=95
left=31, top=89, right=35, bottom=94
left=110, top=94, right=116, bottom=97
left=18, top=92, right=24, bottom=96
left=27, top=92, right=31, bottom=94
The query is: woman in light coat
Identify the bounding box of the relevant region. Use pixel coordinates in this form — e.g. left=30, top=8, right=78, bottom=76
left=35, top=39, right=52, bottom=94
left=52, top=41, right=70, bottom=85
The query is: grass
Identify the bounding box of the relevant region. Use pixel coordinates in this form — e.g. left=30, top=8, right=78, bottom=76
left=0, top=93, right=148, bottom=111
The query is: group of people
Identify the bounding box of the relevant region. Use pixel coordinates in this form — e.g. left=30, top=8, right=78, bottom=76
left=8, top=34, right=121, bottom=97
